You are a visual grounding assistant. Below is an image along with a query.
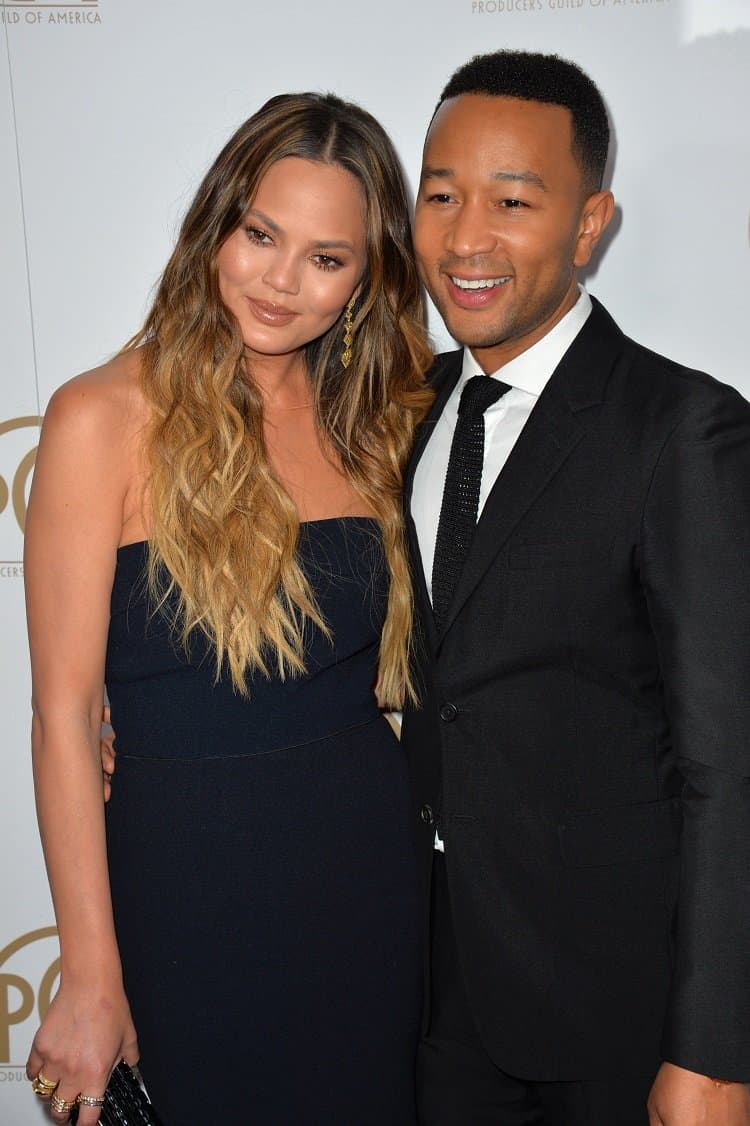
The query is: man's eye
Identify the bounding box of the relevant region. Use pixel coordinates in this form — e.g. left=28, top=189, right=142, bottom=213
left=425, top=193, right=453, bottom=204
left=500, top=199, right=527, bottom=209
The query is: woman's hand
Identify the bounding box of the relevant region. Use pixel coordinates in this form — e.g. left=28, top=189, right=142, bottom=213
left=26, top=978, right=138, bottom=1125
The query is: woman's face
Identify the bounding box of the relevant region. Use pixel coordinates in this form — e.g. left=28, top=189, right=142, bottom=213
left=217, top=156, right=367, bottom=365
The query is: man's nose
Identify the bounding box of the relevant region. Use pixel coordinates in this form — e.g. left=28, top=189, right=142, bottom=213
left=446, top=201, right=496, bottom=259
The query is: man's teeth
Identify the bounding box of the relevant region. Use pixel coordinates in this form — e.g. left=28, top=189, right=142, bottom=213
left=451, top=276, right=508, bottom=290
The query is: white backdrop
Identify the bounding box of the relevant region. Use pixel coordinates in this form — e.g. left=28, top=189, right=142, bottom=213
left=2, top=0, right=748, bottom=1118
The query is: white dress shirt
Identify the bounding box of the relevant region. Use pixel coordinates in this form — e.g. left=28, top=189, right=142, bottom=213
left=411, top=287, right=593, bottom=851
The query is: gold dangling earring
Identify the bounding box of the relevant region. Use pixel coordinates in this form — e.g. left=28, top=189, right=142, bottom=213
left=341, top=297, right=355, bottom=368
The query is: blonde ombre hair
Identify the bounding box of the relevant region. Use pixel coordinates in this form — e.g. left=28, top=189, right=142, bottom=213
left=126, top=93, right=433, bottom=707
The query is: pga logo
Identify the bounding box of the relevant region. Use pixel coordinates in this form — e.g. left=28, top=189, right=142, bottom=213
left=0, top=927, right=59, bottom=1068
left=0, top=417, right=40, bottom=564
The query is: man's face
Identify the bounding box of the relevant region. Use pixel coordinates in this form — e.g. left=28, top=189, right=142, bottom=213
left=414, top=94, right=612, bottom=372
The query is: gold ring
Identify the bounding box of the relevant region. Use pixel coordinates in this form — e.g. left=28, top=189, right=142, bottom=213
left=50, top=1093, right=77, bottom=1114
left=76, top=1093, right=105, bottom=1107
left=31, top=1072, right=58, bottom=1096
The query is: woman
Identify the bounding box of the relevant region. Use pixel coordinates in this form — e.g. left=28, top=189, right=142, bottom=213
left=24, top=92, right=432, bottom=1125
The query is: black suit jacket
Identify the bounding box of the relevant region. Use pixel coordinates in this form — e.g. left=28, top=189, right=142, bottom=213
left=401, top=299, right=750, bottom=1081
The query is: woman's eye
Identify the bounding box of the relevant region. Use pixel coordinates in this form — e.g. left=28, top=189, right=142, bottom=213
left=425, top=193, right=453, bottom=204
left=244, top=226, right=272, bottom=244
left=312, top=255, right=343, bottom=271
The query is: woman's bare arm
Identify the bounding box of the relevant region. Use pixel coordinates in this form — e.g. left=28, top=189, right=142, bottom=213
left=24, top=361, right=142, bottom=1123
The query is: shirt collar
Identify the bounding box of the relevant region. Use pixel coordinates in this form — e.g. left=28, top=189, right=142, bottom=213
left=460, top=286, right=592, bottom=397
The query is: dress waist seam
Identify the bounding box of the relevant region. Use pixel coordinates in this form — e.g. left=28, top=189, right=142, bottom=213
left=113, top=714, right=391, bottom=762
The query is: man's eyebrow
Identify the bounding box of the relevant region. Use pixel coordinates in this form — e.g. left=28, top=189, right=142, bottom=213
left=420, top=167, right=547, bottom=190
left=492, top=170, right=547, bottom=190
left=420, top=166, right=455, bottom=181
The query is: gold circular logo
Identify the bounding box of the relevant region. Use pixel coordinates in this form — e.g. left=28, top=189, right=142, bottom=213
left=0, top=416, right=41, bottom=535
left=0, top=927, right=59, bottom=1065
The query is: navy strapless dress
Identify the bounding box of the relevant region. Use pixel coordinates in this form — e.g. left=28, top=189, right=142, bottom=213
left=105, top=518, right=421, bottom=1125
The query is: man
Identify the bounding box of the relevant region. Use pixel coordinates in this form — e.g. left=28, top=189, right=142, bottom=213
left=402, top=49, right=750, bottom=1126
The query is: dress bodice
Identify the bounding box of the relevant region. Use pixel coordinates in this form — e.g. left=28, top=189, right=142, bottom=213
left=105, top=516, right=387, bottom=758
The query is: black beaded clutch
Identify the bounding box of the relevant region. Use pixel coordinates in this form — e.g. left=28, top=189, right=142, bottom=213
left=72, top=1061, right=164, bottom=1126
left=99, top=1062, right=163, bottom=1126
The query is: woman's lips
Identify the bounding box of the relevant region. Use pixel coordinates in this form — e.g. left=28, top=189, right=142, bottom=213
left=246, top=297, right=299, bottom=325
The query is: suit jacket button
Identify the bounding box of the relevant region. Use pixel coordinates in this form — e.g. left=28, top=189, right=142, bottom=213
left=420, top=804, right=434, bottom=825
left=440, top=703, right=458, bottom=722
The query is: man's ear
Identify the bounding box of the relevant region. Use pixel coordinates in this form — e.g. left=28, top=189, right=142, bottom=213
left=574, top=191, right=615, bottom=268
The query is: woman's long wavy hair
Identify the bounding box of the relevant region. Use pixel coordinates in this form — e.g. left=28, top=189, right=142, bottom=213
left=126, top=92, right=433, bottom=707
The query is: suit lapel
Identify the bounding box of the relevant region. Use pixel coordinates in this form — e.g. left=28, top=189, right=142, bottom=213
left=405, top=350, right=463, bottom=647
left=405, top=349, right=463, bottom=505
left=436, top=300, right=625, bottom=642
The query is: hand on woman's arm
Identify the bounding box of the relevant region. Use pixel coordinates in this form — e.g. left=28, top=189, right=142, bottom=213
left=101, top=704, right=116, bottom=802
left=648, top=1063, right=750, bottom=1125
left=24, top=369, right=141, bottom=1123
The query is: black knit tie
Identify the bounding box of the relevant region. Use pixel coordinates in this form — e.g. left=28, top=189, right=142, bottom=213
left=432, top=376, right=510, bottom=629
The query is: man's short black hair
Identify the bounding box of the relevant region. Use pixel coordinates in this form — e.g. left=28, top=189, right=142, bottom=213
left=438, top=50, right=610, bottom=192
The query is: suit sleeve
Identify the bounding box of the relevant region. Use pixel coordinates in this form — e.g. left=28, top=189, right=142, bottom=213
left=641, top=380, right=750, bottom=1079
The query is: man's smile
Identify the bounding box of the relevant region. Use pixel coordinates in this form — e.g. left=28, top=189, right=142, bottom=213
left=449, top=275, right=510, bottom=290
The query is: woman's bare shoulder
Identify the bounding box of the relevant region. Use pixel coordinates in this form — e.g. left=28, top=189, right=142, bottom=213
left=43, top=348, right=149, bottom=445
